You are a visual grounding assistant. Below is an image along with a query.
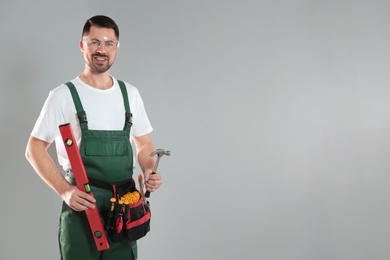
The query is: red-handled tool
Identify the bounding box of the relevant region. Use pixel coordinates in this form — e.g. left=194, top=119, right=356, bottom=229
left=59, top=123, right=110, bottom=251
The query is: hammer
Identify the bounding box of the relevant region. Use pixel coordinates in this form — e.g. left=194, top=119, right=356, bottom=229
left=145, top=149, right=171, bottom=198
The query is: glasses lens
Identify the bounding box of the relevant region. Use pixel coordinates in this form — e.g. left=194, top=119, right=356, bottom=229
left=83, top=37, right=119, bottom=50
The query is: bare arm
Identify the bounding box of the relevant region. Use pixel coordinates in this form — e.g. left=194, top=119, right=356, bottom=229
left=25, top=136, right=95, bottom=211
left=132, top=134, right=162, bottom=193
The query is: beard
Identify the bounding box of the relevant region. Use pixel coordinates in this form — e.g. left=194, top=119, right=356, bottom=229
left=90, top=54, right=113, bottom=73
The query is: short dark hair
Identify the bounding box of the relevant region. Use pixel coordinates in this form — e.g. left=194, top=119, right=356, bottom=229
left=82, top=15, right=119, bottom=40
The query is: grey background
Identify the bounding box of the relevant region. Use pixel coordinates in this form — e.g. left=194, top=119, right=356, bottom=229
left=1, top=0, right=390, bottom=259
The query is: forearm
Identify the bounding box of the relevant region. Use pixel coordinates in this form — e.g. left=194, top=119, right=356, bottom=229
left=132, top=134, right=156, bottom=173
left=25, top=136, right=72, bottom=197
left=132, top=134, right=163, bottom=193
left=137, top=142, right=156, bottom=173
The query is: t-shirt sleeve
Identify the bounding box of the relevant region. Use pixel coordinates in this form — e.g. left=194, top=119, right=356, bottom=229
left=130, top=88, right=153, bottom=137
left=31, top=91, right=65, bottom=143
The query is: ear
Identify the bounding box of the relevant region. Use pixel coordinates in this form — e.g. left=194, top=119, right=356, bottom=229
left=80, top=39, right=85, bottom=52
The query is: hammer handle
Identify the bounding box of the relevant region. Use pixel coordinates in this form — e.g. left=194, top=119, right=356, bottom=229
left=144, top=172, right=156, bottom=198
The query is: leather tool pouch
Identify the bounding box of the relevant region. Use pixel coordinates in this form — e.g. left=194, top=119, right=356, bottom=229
left=90, top=178, right=151, bottom=242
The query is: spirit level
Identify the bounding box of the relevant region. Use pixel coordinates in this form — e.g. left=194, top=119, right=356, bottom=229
left=59, top=123, right=110, bottom=251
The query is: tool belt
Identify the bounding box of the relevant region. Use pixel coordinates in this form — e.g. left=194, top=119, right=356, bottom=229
left=89, top=177, right=151, bottom=242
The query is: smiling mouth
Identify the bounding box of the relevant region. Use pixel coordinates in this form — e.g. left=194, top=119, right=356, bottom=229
left=94, top=55, right=108, bottom=62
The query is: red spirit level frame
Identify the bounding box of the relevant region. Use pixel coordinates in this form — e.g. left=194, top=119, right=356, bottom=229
left=59, top=123, right=110, bottom=251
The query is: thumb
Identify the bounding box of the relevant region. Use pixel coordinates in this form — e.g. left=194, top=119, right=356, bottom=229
left=144, top=168, right=153, bottom=182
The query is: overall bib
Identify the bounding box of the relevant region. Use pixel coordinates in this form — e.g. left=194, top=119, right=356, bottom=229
left=58, top=80, right=137, bottom=260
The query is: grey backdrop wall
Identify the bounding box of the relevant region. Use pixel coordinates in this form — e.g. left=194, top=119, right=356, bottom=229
left=2, top=0, right=390, bottom=259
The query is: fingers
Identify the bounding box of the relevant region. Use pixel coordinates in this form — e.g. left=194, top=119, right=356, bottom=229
left=70, top=196, right=96, bottom=211
left=78, top=192, right=96, bottom=208
left=66, top=189, right=96, bottom=211
left=145, top=172, right=163, bottom=192
left=70, top=201, right=93, bottom=211
left=78, top=191, right=96, bottom=204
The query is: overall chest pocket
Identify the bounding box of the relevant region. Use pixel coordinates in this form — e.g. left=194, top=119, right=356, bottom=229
left=85, top=140, right=130, bottom=157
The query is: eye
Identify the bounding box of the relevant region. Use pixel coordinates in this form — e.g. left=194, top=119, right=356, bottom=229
left=90, top=41, right=100, bottom=46
left=105, top=41, right=115, bottom=47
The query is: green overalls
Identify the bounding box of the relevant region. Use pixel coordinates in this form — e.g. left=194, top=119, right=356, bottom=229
left=59, top=80, right=137, bottom=260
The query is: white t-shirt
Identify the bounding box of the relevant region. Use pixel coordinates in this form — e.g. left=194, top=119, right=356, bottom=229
left=31, top=76, right=153, bottom=171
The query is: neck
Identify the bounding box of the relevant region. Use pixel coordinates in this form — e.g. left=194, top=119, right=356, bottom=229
left=79, top=71, right=113, bottom=90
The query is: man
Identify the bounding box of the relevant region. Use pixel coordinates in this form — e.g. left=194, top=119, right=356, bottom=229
left=25, top=15, right=162, bottom=259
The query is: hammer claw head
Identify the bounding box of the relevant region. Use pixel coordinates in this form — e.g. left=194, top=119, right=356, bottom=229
left=149, top=149, right=171, bottom=158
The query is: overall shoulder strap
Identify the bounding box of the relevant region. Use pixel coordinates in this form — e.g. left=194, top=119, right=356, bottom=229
left=65, top=82, right=88, bottom=130
left=117, top=80, right=133, bottom=130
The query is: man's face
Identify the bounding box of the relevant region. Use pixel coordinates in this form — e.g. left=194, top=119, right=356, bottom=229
left=80, top=26, right=119, bottom=74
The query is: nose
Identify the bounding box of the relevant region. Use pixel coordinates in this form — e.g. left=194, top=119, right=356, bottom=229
left=96, top=43, right=107, bottom=53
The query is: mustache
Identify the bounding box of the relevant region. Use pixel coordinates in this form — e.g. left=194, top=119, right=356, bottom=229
left=93, top=54, right=109, bottom=58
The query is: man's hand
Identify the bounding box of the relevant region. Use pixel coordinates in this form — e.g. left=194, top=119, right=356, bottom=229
left=132, top=134, right=163, bottom=194
left=144, top=168, right=163, bottom=193
left=26, top=136, right=97, bottom=211
left=61, top=186, right=96, bottom=211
